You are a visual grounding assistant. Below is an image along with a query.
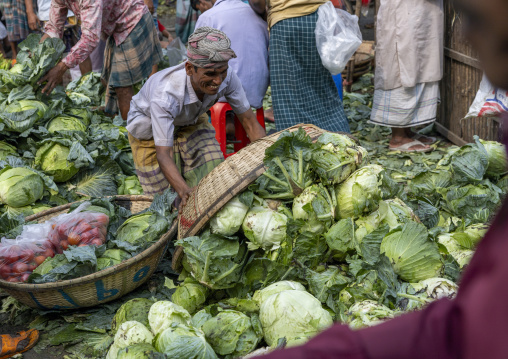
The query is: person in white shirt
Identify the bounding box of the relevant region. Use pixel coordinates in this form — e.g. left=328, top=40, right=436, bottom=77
left=127, top=27, right=265, bottom=208
left=194, top=0, right=269, bottom=111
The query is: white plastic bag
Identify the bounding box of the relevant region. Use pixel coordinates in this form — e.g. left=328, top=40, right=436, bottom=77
left=315, top=2, right=362, bottom=75
left=165, top=37, right=188, bottom=67
left=466, top=74, right=508, bottom=118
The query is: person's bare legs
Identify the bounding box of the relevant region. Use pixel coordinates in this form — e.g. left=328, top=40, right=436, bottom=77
left=116, top=86, right=134, bottom=122
left=9, top=41, right=17, bottom=58
left=390, top=127, right=430, bottom=151
left=79, top=57, right=92, bottom=75
left=150, top=64, right=158, bottom=77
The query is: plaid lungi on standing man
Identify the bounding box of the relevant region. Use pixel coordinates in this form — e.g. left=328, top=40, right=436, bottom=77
left=0, top=0, right=31, bottom=42
left=129, top=114, right=224, bottom=195
left=270, top=11, right=350, bottom=133
left=102, top=11, right=163, bottom=115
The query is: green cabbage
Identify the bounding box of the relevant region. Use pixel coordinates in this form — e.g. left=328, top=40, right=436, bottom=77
left=112, top=298, right=154, bottom=334
left=153, top=323, right=217, bottom=359
left=114, top=212, right=169, bottom=253
left=116, top=343, right=165, bottom=359
left=292, top=184, right=336, bottom=234
left=35, top=142, right=79, bottom=182
left=242, top=201, right=288, bottom=251
left=97, top=249, right=131, bottom=271
left=210, top=195, right=249, bottom=236
left=47, top=115, right=87, bottom=134
left=336, top=165, right=397, bottom=219
left=1, top=100, right=48, bottom=132
left=438, top=181, right=502, bottom=222
left=253, top=281, right=306, bottom=305
left=380, top=221, right=443, bottom=282
left=259, top=289, right=333, bottom=347
left=311, top=133, right=368, bottom=185
left=201, top=310, right=261, bottom=356
left=67, top=108, right=91, bottom=126
left=106, top=321, right=154, bottom=359
left=148, top=301, right=191, bottom=335
left=176, top=230, right=249, bottom=289
left=117, top=175, right=143, bottom=195
left=0, top=167, right=44, bottom=207
left=450, top=138, right=489, bottom=184
left=172, top=278, right=209, bottom=314
left=479, top=139, right=507, bottom=177
left=0, top=141, right=17, bottom=160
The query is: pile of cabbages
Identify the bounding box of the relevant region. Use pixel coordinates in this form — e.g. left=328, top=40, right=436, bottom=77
left=108, top=129, right=506, bottom=358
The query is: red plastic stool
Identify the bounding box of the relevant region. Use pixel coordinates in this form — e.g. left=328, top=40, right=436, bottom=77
left=210, top=103, right=265, bottom=158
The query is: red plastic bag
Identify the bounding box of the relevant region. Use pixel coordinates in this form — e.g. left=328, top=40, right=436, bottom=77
left=0, top=239, right=56, bottom=283
left=48, top=211, right=109, bottom=254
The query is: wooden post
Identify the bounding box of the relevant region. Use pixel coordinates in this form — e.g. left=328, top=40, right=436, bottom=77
left=355, top=0, right=362, bottom=18
left=344, top=0, right=353, bottom=14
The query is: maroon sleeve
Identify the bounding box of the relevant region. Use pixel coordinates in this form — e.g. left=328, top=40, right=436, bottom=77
left=259, top=324, right=369, bottom=359
left=259, top=114, right=508, bottom=359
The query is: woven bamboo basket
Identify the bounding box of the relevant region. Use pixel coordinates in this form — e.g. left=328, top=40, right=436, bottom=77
left=0, top=195, right=177, bottom=310
left=173, top=124, right=327, bottom=270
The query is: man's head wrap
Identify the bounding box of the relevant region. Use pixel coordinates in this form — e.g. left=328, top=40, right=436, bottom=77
left=187, top=27, right=237, bottom=69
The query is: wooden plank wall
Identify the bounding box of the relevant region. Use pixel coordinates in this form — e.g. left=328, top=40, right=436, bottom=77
left=438, top=0, right=500, bottom=144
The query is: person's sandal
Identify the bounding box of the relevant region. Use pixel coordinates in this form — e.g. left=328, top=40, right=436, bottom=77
left=411, top=133, right=437, bottom=144
left=0, top=329, right=39, bottom=359
left=389, top=140, right=433, bottom=153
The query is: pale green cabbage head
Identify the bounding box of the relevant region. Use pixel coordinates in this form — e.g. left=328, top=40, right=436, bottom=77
left=0, top=167, right=44, bottom=207
left=201, top=310, right=261, bottom=357
left=259, top=289, right=333, bottom=347
left=0, top=141, right=17, bottom=160
left=292, top=185, right=335, bottom=234
left=479, top=139, right=507, bottom=177
left=47, top=115, right=87, bottom=134
left=106, top=321, right=154, bottom=359
left=116, top=343, right=165, bottom=359
left=336, top=165, right=384, bottom=219
left=210, top=196, right=249, bottom=236
left=172, top=278, right=209, bottom=314
left=111, top=298, right=154, bottom=334
left=381, top=221, right=443, bottom=282
left=253, top=280, right=306, bottom=305
left=154, top=323, right=217, bottom=359
left=35, top=142, right=78, bottom=182
left=242, top=203, right=287, bottom=251
left=97, top=249, right=131, bottom=271
left=148, top=301, right=192, bottom=335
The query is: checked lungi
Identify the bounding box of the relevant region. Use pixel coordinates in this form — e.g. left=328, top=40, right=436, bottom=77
left=0, top=0, right=32, bottom=42
left=128, top=113, right=224, bottom=196
left=102, top=11, right=163, bottom=115
left=269, top=11, right=350, bottom=133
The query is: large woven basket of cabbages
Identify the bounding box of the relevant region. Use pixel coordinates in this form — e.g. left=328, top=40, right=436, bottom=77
left=174, top=124, right=335, bottom=269
left=0, top=194, right=178, bottom=309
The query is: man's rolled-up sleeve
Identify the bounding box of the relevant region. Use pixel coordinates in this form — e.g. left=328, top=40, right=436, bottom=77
left=61, top=0, right=102, bottom=69
left=224, top=71, right=251, bottom=115
left=44, top=0, right=68, bottom=39
left=151, top=99, right=176, bottom=147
